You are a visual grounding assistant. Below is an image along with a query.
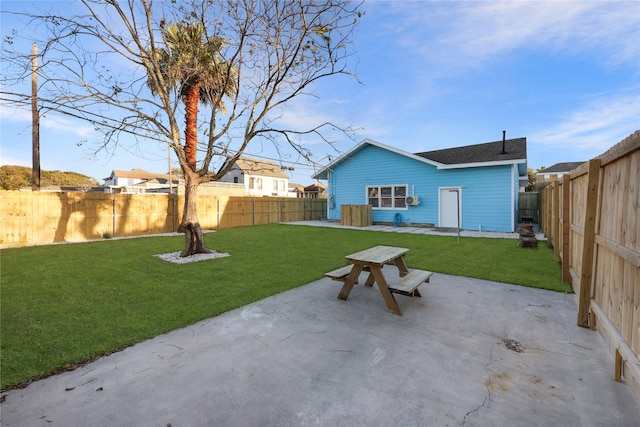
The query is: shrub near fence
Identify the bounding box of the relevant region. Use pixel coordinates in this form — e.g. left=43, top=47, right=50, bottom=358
left=540, top=130, right=640, bottom=404
left=0, top=191, right=326, bottom=248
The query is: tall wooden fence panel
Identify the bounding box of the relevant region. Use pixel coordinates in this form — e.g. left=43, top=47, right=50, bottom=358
left=0, top=192, right=326, bottom=248
left=540, top=130, right=640, bottom=404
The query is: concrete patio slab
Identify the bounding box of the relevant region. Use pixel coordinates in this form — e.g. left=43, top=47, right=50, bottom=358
left=2, top=271, right=639, bottom=426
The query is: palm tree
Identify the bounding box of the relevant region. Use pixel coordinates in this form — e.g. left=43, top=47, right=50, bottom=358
left=155, top=22, right=237, bottom=168
left=149, top=21, right=237, bottom=255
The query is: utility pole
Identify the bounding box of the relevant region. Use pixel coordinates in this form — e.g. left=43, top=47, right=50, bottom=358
left=32, top=43, right=40, bottom=191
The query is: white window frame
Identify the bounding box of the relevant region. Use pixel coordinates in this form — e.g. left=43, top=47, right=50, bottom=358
left=366, top=184, right=408, bottom=210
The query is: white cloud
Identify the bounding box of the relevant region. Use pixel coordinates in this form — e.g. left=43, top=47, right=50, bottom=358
left=39, top=113, right=95, bottom=139
left=269, top=96, right=359, bottom=143
left=531, top=92, right=640, bottom=153
left=0, top=103, right=30, bottom=122
left=1, top=102, right=95, bottom=139
left=392, top=1, right=640, bottom=72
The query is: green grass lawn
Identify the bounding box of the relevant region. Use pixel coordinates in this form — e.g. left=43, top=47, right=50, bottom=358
left=0, top=223, right=568, bottom=389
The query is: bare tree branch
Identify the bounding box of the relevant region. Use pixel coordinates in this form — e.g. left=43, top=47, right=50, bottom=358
left=1, top=0, right=362, bottom=254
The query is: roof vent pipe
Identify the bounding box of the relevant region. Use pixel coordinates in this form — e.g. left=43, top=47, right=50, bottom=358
left=501, top=130, right=506, bottom=154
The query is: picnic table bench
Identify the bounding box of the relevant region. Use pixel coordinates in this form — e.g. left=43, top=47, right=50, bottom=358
left=387, top=269, right=432, bottom=297
left=324, top=265, right=374, bottom=286
left=327, top=245, right=432, bottom=315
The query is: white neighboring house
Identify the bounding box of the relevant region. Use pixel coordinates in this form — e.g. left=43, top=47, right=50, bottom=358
left=103, top=169, right=182, bottom=193
left=218, top=157, right=292, bottom=197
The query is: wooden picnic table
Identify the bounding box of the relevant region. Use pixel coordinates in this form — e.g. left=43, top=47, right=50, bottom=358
left=335, top=245, right=431, bottom=315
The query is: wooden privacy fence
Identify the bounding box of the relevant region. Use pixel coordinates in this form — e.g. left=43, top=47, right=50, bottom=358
left=0, top=192, right=326, bottom=248
left=541, top=130, right=640, bottom=403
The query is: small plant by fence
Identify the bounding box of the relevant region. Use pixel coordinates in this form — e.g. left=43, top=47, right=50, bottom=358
left=540, top=130, right=639, bottom=403
left=0, top=192, right=326, bottom=248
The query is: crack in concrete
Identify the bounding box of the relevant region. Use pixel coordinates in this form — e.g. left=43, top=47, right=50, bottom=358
left=462, top=343, right=495, bottom=426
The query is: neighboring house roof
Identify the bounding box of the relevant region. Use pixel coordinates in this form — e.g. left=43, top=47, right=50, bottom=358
left=289, top=183, right=305, bottom=192
left=130, top=177, right=180, bottom=187
left=538, top=162, right=585, bottom=174
left=313, top=137, right=527, bottom=180
left=105, top=169, right=171, bottom=181
left=222, top=157, right=289, bottom=179
left=304, top=183, right=326, bottom=192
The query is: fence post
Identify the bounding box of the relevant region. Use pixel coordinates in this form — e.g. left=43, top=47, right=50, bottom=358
left=539, top=188, right=545, bottom=236
left=171, top=194, right=177, bottom=232
left=112, top=196, right=117, bottom=238
left=577, top=159, right=601, bottom=327
left=174, top=194, right=177, bottom=232
left=543, top=187, right=549, bottom=237
left=543, top=185, right=552, bottom=241
left=562, top=174, right=571, bottom=284
left=552, top=180, right=560, bottom=259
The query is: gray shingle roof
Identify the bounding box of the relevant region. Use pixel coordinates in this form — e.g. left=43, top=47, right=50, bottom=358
left=414, top=137, right=526, bottom=165
left=232, top=157, right=289, bottom=179
left=540, top=162, right=585, bottom=173
left=111, top=168, right=168, bottom=180
left=312, top=137, right=528, bottom=180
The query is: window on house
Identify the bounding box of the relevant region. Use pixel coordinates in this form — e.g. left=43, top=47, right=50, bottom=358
left=367, top=185, right=408, bottom=209
left=368, top=187, right=379, bottom=207
left=233, top=176, right=239, bottom=183
left=394, top=186, right=407, bottom=208
left=273, top=180, right=278, bottom=191
left=249, top=178, right=255, bottom=189
left=280, top=180, right=285, bottom=191
left=257, top=178, right=262, bottom=190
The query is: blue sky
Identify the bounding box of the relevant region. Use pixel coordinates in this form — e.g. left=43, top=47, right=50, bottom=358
left=1, top=0, right=639, bottom=185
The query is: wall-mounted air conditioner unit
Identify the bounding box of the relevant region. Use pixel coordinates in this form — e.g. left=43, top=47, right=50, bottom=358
left=406, top=196, right=420, bottom=206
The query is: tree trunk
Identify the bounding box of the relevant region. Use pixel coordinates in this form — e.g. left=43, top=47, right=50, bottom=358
left=178, top=172, right=211, bottom=256
left=184, top=82, right=199, bottom=170
left=178, top=81, right=209, bottom=256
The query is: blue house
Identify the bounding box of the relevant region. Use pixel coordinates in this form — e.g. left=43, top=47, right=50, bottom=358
left=312, top=136, right=528, bottom=232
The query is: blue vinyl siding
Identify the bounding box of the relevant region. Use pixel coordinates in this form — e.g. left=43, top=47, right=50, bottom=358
left=450, top=165, right=513, bottom=232
left=327, top=144, right=518, bottom=232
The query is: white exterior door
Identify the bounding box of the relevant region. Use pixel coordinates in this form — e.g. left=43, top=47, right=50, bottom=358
left=439, top=188, right=461, bottom=228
